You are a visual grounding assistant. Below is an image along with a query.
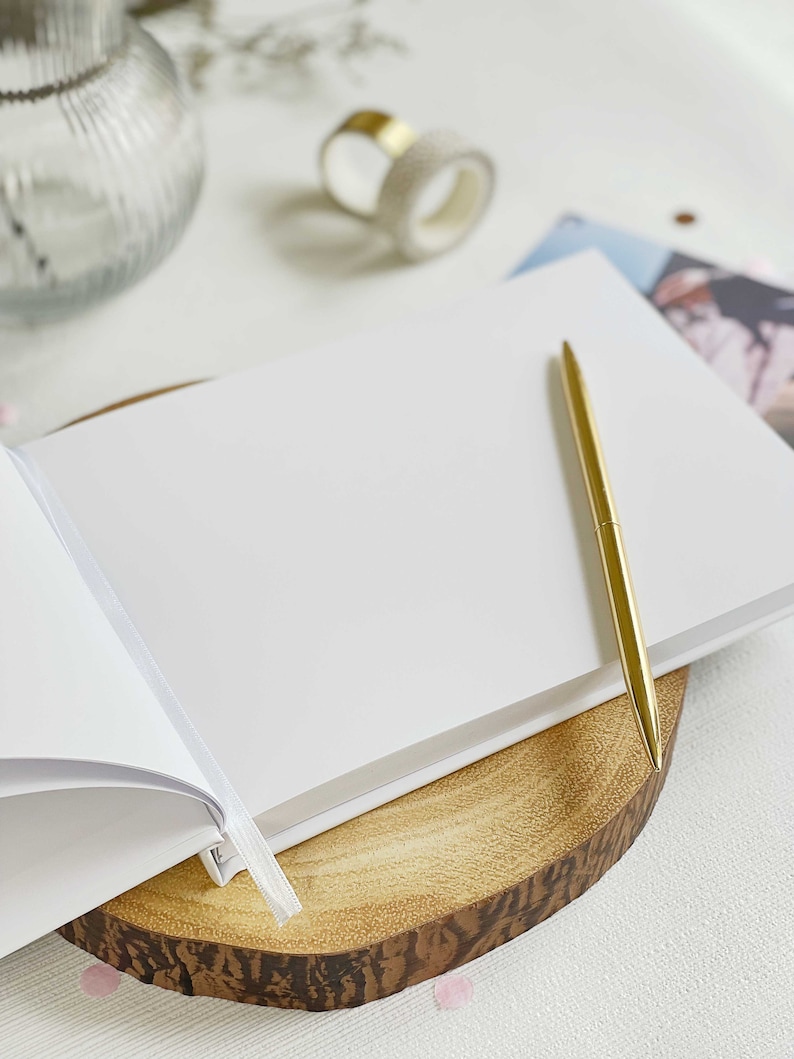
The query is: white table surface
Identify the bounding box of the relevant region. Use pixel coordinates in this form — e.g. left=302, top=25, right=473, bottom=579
left=2, top=1, right=794, bottom=1055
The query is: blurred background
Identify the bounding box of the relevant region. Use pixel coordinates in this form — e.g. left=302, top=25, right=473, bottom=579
left=1, top=0, right=794, bottom=447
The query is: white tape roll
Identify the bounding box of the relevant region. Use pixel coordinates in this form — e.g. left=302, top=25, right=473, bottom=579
left=320, top=111, right=495, bottom=261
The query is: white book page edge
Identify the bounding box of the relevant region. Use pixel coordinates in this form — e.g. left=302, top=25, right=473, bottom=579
left=0, top=448, right=218, bottom=815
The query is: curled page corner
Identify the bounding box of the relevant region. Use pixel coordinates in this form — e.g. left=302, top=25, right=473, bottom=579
left=199, top=838, right=243, bottom=885
left=8, top=447, right=302, bottom=928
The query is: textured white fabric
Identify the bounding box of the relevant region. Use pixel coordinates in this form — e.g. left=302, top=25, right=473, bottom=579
left=2, top=0, right=794, bottom=1054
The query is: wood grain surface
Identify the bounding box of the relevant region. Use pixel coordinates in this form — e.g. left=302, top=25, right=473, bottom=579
left=60, top=666, right=687, bottom=1009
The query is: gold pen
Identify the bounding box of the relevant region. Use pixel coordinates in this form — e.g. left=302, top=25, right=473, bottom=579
left=559, top=342, right=662, bottom=771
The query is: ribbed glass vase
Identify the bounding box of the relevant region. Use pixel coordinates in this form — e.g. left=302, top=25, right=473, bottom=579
left=0, top=0, right=204, bottom=321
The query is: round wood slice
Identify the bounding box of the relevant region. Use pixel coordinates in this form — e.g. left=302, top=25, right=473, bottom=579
left=56, top=388, right=689, bottom=1010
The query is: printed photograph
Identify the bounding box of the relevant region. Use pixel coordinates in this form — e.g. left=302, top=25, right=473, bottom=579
left=515, top=215, right=794, bottom=447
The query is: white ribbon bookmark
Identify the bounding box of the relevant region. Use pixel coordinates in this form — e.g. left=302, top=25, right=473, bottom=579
left=9, top=448, right=302, bottom=927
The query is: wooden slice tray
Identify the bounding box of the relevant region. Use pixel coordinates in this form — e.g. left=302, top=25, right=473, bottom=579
left=60, top=673, right=686, bottom=1010
left=57, top=388, right=688, bottom=1009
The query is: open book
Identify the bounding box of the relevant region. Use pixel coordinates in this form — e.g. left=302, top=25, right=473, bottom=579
left=4, top=251, right=794, bottom=959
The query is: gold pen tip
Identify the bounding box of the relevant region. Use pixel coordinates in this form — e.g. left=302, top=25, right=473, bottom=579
left=560, top=341, right=582, bottom=386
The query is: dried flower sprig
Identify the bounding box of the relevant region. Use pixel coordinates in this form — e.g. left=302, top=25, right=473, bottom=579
left=131, top=0, right=407, bottom=91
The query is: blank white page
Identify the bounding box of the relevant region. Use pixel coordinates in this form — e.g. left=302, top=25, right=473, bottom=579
left=24, top=252, right=794, bottom=825
left=0, top=448, right=214, bottom=801
left=0, top=786, right=220, bottom=960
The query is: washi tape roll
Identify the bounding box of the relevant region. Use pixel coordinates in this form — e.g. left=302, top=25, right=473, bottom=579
left=320, top=111, right=495, bottom=261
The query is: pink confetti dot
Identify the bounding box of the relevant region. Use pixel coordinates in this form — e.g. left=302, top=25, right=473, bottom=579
left=80, top=963, right=121, bottom=998
left=0, top=402, right=19, bottom=427
left=434, top=974, right=474, bottom=1009
left=742, top=256, right=781, bottom=282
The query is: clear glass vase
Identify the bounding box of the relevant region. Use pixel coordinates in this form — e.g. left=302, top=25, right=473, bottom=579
left=0, top=0, right=204, bottom=322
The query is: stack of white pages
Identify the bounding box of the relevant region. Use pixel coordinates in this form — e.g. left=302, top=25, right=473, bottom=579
left=4, top=251, right=794, bottom=958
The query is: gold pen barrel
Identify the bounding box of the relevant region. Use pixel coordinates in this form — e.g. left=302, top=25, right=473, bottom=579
left=559, top=341, right=662, bottom=772
left=594, top=521, right=661, bottom=771
left=560, top=342, right=618, bottom=527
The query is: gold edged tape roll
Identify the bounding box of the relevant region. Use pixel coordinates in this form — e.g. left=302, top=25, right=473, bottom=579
left=320, top=110, right=495, bottom=261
